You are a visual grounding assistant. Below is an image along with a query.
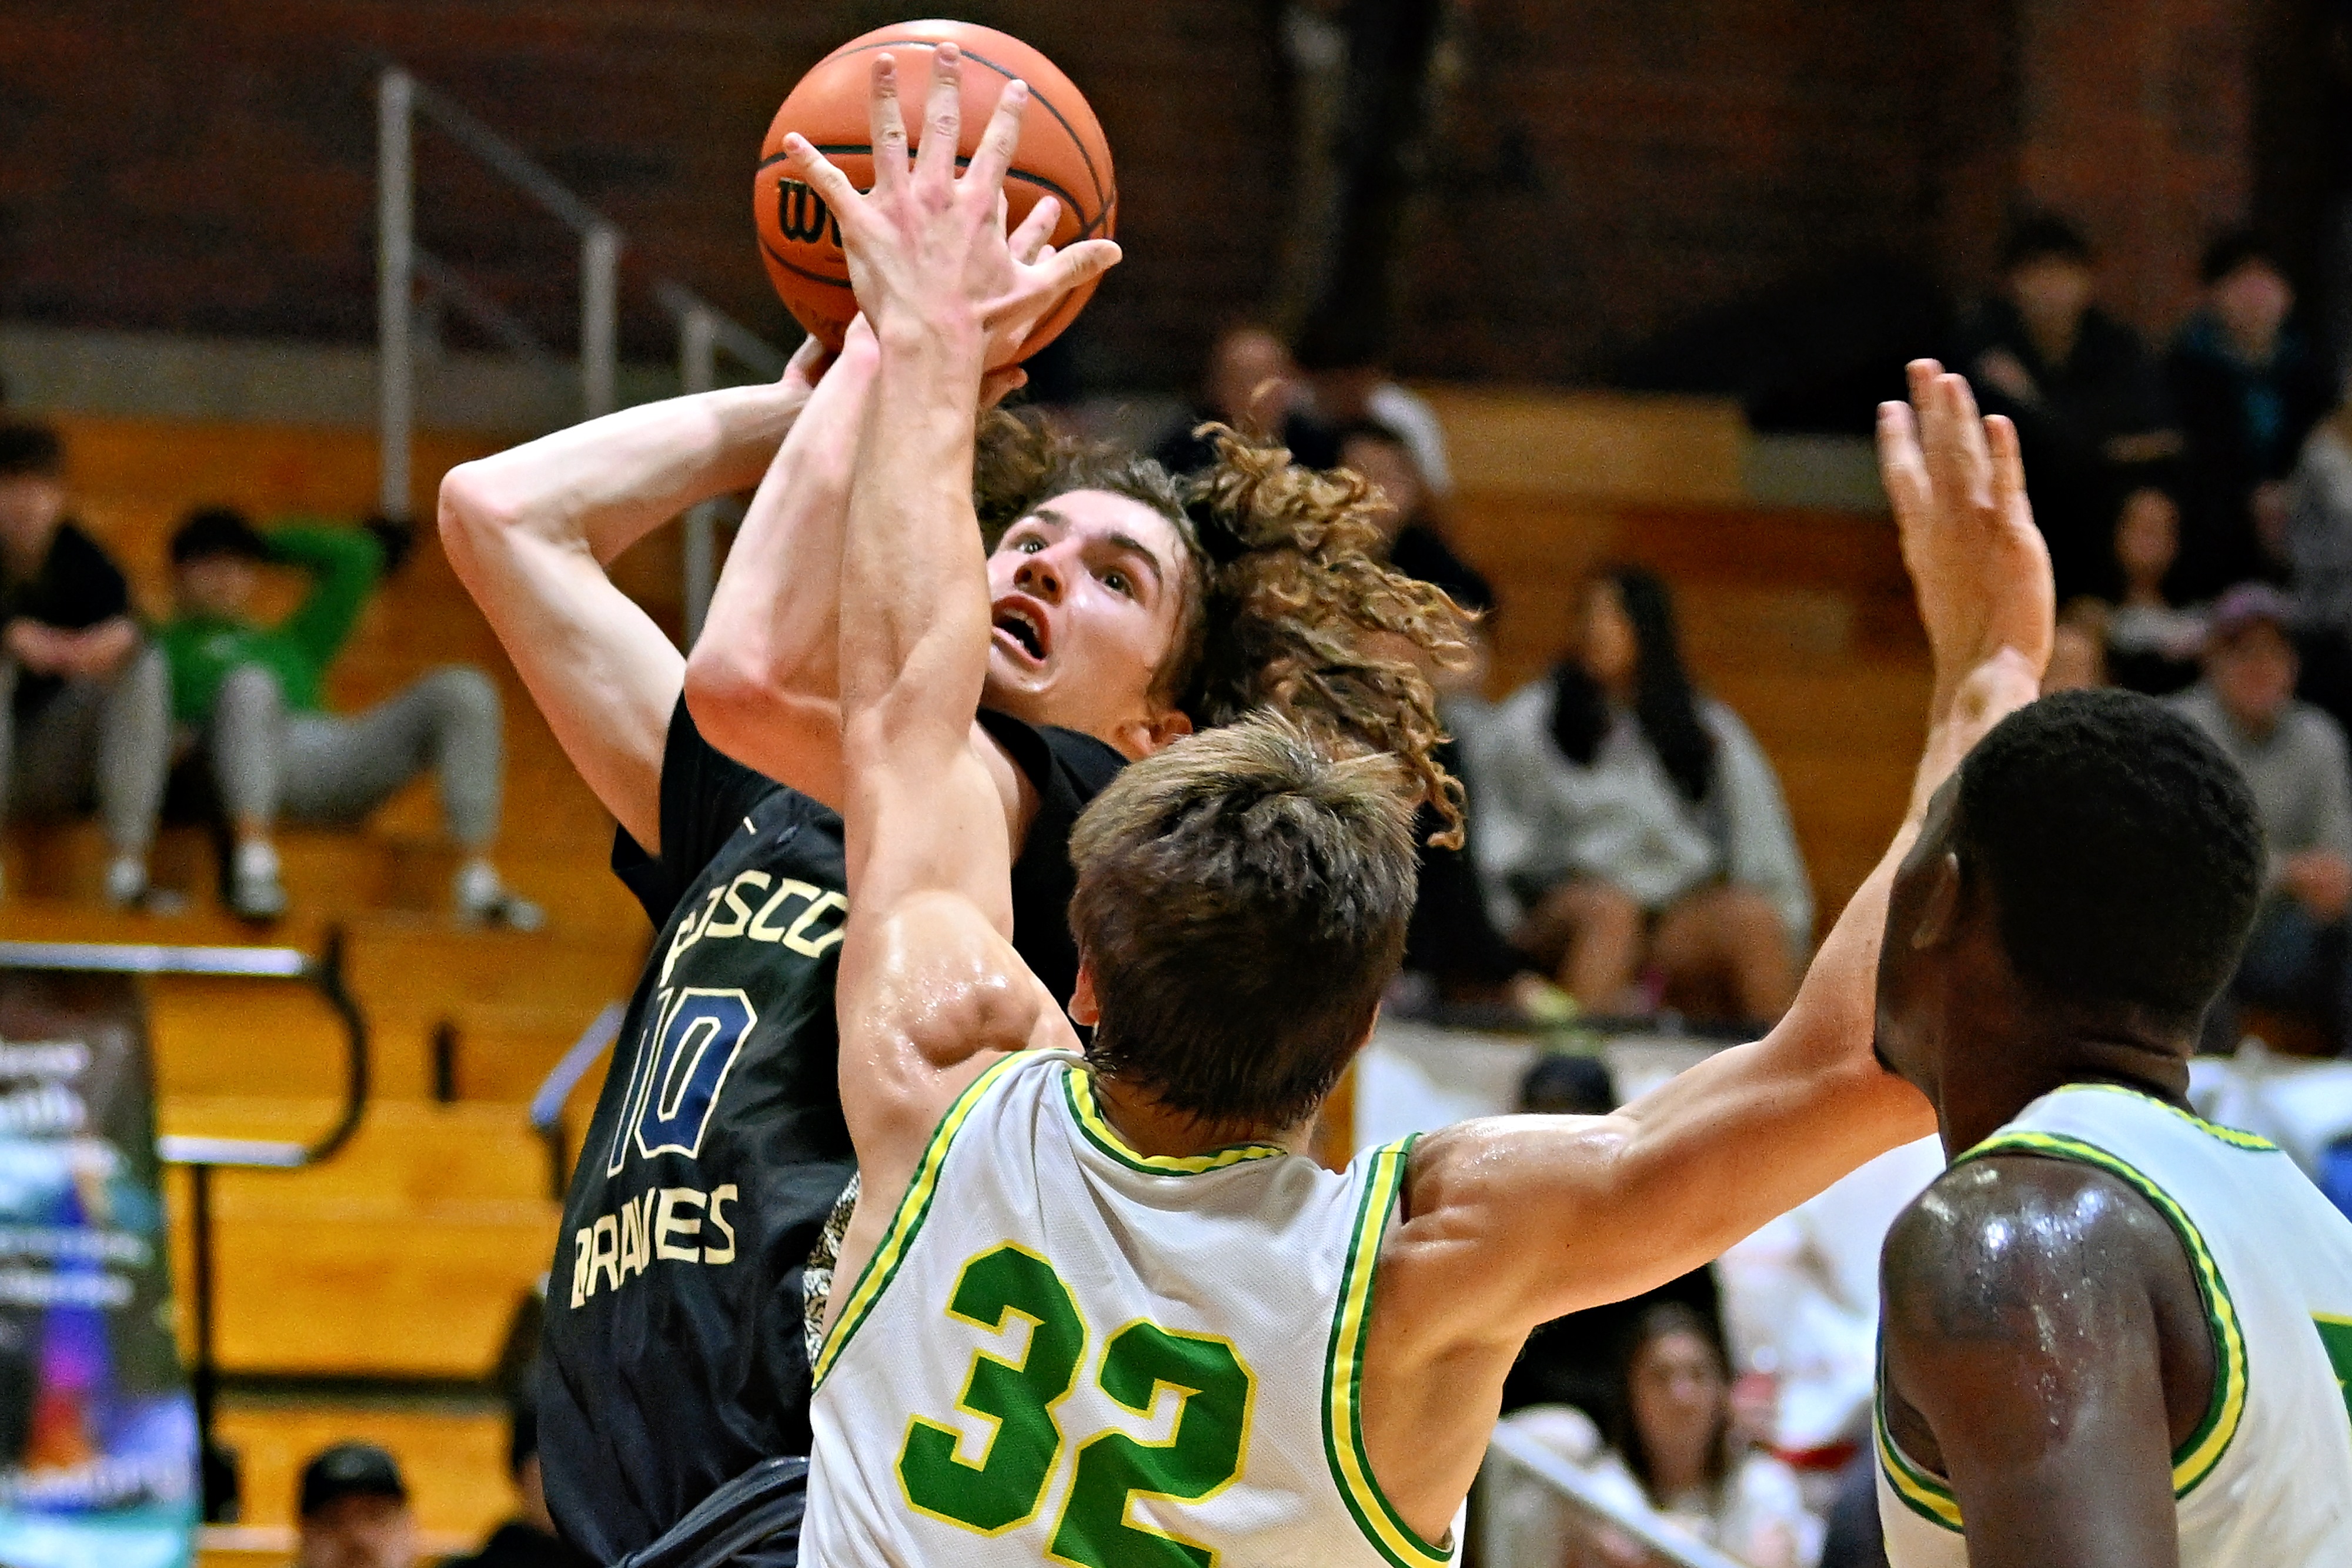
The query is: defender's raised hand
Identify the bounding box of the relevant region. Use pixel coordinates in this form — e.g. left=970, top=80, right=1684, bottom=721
left=1877, top=359, right=2055, bottom=720
left=780, top=44, right=1120, bottom=367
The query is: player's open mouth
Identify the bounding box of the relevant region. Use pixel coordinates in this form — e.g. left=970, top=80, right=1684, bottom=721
left=992, top=600, right=1050, bottom=666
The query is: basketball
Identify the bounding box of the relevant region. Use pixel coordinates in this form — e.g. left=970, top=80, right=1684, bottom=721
left=753, top=21, right=1117, bottom=364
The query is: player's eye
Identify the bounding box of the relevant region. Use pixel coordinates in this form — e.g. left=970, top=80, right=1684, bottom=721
left=1011, top=535, right=1044, bottom=554
left=1102, top=569, right=1133, bottom=597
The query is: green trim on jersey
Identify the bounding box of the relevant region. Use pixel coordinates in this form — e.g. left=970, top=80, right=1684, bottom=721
left=812, top=1052, right=1029, bottom=1388
left=1060, top=1065, right=1288, bottom=1175
left=1877, top=1125, right=2253, bottom=1526
left=2044, top=1082, right=2279, bottom=1153
left=1321, top=1135, right=1449, bottom=1568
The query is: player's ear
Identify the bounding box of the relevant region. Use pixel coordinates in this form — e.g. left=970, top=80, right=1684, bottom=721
left=1910, top=849, right=1963, bottom=951
left=1069, top=961, right=1101, bottom=1027
left=1111, top=706, right=1193, bottom=760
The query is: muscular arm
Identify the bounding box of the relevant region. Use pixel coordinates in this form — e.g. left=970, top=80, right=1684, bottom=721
left=683, top=327, right=877, bottom=810
left=1879, top=1156, right=2205, bottom=1568
left=439, top=372, right=811, bottom=851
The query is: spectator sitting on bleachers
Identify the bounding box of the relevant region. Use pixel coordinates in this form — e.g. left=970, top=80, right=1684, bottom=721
left=1294, top=314, right=1455, bottom=501
left=2103, top=485, right=2206, bottom=695
left=0, top=420, right=171, bottom=907
left=1335, top=418, right=1494, bottom=627
left=1955, top=211, right=2179, bottom=601
left=159, top=506, right=540, bottom=928
left=444, top=1400, right=593, bottom=1568
left=296, top=1441, right=417, bottom=1568
left=2041, top=599, right=2112, bottom=694
left=2166, top=230, right=2336, bottom=597
left=2171, top=583, right=2352, bottom=1055
left=1471, top=567, right=1811, bottom=1025
left=2284, top=384, right=2352, bottom=737
left=1151, top=320, right=1340, bottom=475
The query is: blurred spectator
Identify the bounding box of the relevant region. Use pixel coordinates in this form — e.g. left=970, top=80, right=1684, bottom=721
left=445, top=1401, right=592, bottom=1568
left=1151, top=323, right=1339, bottom=475
left=159, top=507, right=541, bottom=928
left=0, top=421, right=171, bottom=907
left=2166, top=232, right=2336, bottom=597
left=1471, top=569, right=1810, bottom=1025
left=2103, top=487, right=2207, bottom=696
left=1336, top=420, right=1492, bottom=623
left=2172, top=584, right=2352, bottom=1054
left=1955, top=212, right=2179, bottom=601
left=296, top=1442, right=417, bottom=1568
left=1295, top=317, right=1455, bottom=499
left=1493, top=1302, right=1819, bottom=1568
left=2285, top=386, right=2352, bottom=737
left=2041, top=600, right=2111, bottom=694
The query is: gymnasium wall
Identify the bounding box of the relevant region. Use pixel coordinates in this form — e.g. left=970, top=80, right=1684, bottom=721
left=0, top=0, right=2299, bottom=388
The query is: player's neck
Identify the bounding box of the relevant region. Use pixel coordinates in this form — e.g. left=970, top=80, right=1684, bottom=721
left=1089, top=1075, right=1312, bottom=1161
left=1938, top=1002, right=2193, bottom=1155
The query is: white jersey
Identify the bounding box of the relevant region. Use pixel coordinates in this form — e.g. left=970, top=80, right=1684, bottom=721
left=803, top=1050, right=1454, bottom=1568
left=1877, top=1082, right=2352, bottom=1566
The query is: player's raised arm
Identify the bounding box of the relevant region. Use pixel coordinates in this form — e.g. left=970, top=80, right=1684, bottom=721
left=439, top=348, right=823, bottom=851
left=1396, top=362, right=2053, bottom=1329
left=786, top=46, right=1120, bottom=1191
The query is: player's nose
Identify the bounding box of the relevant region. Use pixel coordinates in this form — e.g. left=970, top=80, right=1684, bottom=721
left=1014, top=550, right=1066, bottom=601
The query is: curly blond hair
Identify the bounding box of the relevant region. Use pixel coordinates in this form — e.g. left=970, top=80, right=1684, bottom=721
left=974, top=415, right=1473, bottom=845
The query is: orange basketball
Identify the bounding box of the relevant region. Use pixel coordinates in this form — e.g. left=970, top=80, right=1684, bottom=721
left=754, top=21, right=1117, bottom=365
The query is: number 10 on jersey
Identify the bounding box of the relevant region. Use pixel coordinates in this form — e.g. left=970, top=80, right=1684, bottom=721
left=898, top=1243, right=1257, bottom=1567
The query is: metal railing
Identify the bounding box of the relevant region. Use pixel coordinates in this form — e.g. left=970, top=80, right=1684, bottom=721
left=528, top=1000, right=627, bottom=1200
left=0, top=934, right=369, bottom=1522
left=376, top=64, right=789, bottom=638
left=1484, top=1422, right=1746, bottom=1568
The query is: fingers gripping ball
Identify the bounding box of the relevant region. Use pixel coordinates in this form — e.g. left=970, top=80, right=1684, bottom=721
left=755, top=21, right=1117, bottom=365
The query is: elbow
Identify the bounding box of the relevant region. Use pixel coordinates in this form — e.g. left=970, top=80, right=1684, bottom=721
left=436, top=463, right=512, bottom=571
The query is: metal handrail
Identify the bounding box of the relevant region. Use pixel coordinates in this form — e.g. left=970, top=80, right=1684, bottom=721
left=376, top=63, right=789, bottom=638
left=528, top=1000, right=626, bottom=1200
left=1486, top=1422, right=1748, bottom=1568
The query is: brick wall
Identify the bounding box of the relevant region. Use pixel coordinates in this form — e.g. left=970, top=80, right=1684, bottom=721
left=0, top=0, right=2293, bottom=388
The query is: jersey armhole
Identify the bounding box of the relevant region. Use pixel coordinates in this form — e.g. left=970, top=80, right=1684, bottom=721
left=810, top=1052, right=1030, bottom=1388
left=1955, top=1130, right=2251, bottom=1499
left=1322, top=1134, right=1453, bottom=1568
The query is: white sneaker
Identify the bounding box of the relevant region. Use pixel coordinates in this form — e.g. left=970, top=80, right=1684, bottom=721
left=102, top=855, right=186, bottom=915
left=455, top=861, right=544, bottom=932
left=229, top=841, right=288, bottom=922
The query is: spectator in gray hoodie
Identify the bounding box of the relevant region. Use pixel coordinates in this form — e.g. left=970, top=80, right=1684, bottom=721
left=1469, top=567, right=1810, bottom=1026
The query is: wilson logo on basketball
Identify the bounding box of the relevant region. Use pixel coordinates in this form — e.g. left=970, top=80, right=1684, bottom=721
left=775, top=180, right=841, bottom=249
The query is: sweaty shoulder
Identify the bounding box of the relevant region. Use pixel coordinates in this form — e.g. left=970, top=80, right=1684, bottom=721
left=1883, top=1154, right=2189, bottom=1342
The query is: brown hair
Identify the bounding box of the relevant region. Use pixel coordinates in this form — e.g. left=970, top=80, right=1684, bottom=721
left=1068, top=714, right=1419, bottom=1129
left=973, top=414, right=1472, bottom=844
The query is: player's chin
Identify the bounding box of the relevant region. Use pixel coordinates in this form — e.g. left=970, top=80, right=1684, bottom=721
left=981, top=652, right=1055, bottom=718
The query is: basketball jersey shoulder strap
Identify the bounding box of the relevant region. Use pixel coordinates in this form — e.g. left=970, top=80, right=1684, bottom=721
left=1951, top=1098, right=2253, bottom=1498
left=812, top=1051, right=1035, bottom=1388
left=1321, top=1135, right=1451, bottom=1568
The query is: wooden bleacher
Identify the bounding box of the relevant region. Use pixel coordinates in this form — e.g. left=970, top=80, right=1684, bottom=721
left=0, top=393, right=1922, bottom=1560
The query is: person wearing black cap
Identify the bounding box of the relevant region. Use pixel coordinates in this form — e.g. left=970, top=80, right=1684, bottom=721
left=2173, top=581, right=2352, bottom=1052
left=444, top=1403, right=593, bottom=1568
left=296, top=1442, right=416, bottom=1568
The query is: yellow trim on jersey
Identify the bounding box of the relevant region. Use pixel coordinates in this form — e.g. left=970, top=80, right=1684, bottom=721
left=812, top=1052, right=1030, bottom=1388
left=1061, top=1065, right=1288, bottom=1175
left=1322, top=1136, right=1450, bottom=1568
left=1873, top=1381, right=1962, bottom=1533
left=1932, top=1129, right=2251, bottom=1500
left=2046, top=1081, right=2278, bottom=1152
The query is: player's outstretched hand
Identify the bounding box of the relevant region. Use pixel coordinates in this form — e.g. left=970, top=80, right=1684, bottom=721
left=780, top=44, right=1120, bottom=367
left=1877, top=359, right=2055, bottom=719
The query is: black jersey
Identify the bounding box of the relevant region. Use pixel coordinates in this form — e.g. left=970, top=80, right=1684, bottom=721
left=540, top=700, right=1123, bottom=1564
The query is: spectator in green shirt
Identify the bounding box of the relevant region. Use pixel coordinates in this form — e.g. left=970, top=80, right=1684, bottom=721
left=160, top=506, right=540, bottom=927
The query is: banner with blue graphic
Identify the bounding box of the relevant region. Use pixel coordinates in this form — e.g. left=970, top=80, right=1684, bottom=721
left=0, top=969, right=196, bottom=1568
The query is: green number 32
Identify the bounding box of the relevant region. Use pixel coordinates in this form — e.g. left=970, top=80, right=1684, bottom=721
left=897, top=1244, right=1257, bottom=1567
